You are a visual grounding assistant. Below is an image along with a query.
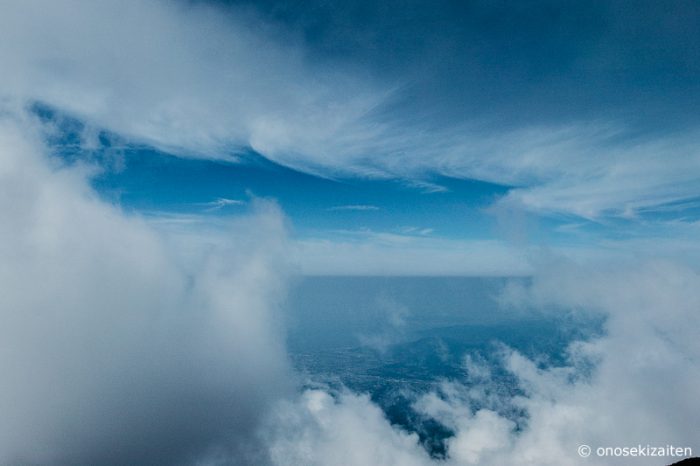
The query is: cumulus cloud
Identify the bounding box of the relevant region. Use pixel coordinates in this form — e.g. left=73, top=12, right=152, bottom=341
left=0, top=111, right=293, bottom=465
left=263, top=259, right=700, bottom=466
left=264, top=390, right=432, bottom=466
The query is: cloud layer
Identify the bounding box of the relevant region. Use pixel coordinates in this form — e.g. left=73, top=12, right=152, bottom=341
left=2, top=0, right=700, bottom=220
left=263, top=259, right=700, bottom=465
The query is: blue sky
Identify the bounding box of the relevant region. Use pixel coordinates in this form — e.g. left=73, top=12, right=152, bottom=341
left=39, top=104, right=617, bottom=263
left=40, top=103, right=512, bottom=240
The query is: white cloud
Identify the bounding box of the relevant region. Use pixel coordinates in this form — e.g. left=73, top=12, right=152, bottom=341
left=399, top=226, right=434, bottom=236
left=327, top=204, right=380, bottom=211
left=199, top=197, right=246, bottom=211
left=0, top=111, right=293, bottom=465
left=263, top=390, right=432, bottom=466
left=0, top=0, right=386, bottom=161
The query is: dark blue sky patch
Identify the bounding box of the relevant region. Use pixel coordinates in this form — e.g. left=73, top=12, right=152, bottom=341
left=220, top=0, right=700, bottom=130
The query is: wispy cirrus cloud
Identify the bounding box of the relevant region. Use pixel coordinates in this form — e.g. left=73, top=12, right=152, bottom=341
left=199, top=197, right=246, bottom=211
left=327, top=204, right=380, bottom=212
left=2, top=0, right=700, bottom=223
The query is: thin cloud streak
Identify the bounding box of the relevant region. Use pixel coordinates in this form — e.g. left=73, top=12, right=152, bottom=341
left=199, top=197, right=246, bottom=211
left=327, top=204, right=380, bottom=211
